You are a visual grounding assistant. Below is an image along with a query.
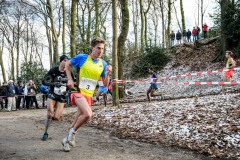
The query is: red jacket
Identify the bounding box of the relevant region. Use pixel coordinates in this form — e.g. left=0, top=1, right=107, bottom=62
left=202, top=25, right=208, bottom=32
left=192, top=29, right=197, bottom=36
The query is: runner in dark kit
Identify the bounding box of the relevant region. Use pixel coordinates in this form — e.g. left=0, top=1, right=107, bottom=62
left=41, top=55, right=73, bottom=141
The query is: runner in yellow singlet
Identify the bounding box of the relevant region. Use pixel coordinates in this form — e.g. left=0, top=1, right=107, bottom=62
left=62, top=37, right=112, bottom=152
left=222, top=51, right=236, bottom=94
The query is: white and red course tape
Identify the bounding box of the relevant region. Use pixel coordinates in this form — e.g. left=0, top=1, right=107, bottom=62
left=157, top=81, right=239, bottom=85
left=160, top=67, right=240, bottom=79
left=112, top=67, right=240, bottom=85
left=115, top=80, right=239, bottom=85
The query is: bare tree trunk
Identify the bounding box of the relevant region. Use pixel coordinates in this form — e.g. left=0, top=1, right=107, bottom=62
left=30, top=24, right=34, bottom=62
left=40, top=4, right=53, bottom=67
left=62, top=0, right=66, bottom=54
left=10, top=46, right=15, bottom=80
left=26, top=18, right=29, bottom=62
left=118, top=0, right=129, bottom=98
left=70, top=0, right=77, bottom=57
left=173, top=1, right=182, bottom=31
left=200, top=0, right=207, bottom=29
left=47, top=25, right=53, bottom=67
left=132, top=0, right=139, bottom=54
left=139, top=0, right=145, bottom=52
left=47, top=0, right=59, bottom=63
left=0, top=41, right=7, bottom=82
left=220, top=0, right=229, bottom=56
left=198, top=0, right=200, bottom=26
left=86, top=1, right=93, bottom=44
left=94, top=0, right=100, bottom=37
left=166, top=0, right=172, bottom=48
left=180, top=0, right=185, bottom=31
left=142, top=0, right=152, bottom=48
left=2, top=18, right=16, bottom=80
left=112, top=0, right=119, bottom=106
left=77, top=2, right=86, bottom=42
left=16, top=19, right=20, bottom=78
left=213, top=0, right=230, bottom=62
left=160, top=0, right=165, bottom=48
left=151, top=0, right=158, bottom=47
left=201, top=0, right=203, bottom=28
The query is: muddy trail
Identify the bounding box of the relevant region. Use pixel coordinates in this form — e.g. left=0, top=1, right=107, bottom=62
left=0, top=107, right=217, bottom=160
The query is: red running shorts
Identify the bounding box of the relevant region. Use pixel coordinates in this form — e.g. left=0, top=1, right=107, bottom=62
left=70, top=92, right=93, bottom=106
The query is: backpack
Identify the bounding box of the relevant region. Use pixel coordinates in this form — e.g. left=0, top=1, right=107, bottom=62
left=40, top=85, right=48, bottom=94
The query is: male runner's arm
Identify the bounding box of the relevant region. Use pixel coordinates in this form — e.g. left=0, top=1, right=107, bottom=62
left=102, top=65, right=112, bottom=87
left=65, top=60, right=74, bottom=89
left=42, top=69, right=57, bottom=86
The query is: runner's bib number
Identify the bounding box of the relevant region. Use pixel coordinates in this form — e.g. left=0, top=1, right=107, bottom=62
left=54, top=86, right=66, bottom=95
left=79, top=77, right=97, bottom=90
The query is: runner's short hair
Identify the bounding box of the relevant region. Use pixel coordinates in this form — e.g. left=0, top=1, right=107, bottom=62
left=60, top=54, right=69, bottom=62
left=91, top=37, right=105, bottom=47
left=226, top=51, right=233, bottom=57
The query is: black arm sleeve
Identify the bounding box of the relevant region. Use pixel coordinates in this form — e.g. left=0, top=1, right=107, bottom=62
left=42, top=68, right=56, bottom=86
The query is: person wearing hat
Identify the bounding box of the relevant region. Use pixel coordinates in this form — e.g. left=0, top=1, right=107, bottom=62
left=6, top=80, right=16, bottom=111
left=41, top=54, right=73, bottom=141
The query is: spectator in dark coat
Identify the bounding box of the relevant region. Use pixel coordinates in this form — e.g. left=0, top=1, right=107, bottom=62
left=176, top=30, right=182, bottom=45
left=0, top=83, right=5, bottom=110
left=187, top=29, right=192, bottom=42
left=182, top=29, right=187, bottom=42
left=6, top=80, right=16, bottom=111
left=15, top=81, right=24, bottom=110
left=170, top=31, right=175, bottom=47
left=196, top=26, right=201, bottom=40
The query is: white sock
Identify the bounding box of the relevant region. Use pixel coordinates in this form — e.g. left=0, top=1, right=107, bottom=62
left=70, top=128, right=76, bottom=134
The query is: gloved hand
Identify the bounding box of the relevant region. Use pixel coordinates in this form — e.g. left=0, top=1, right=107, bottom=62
left=54, top=82, right=62, bottom=88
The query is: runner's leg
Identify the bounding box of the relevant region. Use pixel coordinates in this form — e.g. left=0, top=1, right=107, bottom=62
left=150, top=89, right=162, bottom=97
left=46, top=99, right=56, bottom=129
left=70, top=109, right=82, bottom=129
left=72, top=96, right=92, bottom=131
left=222, top=76, right=230, bottom=93
left=147, top=88, right=151, bottom=102
left=103, top=93, right=107, bottom=107
left=42, top=99, right=56, bottom=140
left=63, top=96, right=92, bottom=149
left=95, top=91, right=101, bottom=102
left=150, top=89, right=156, bottom=97
left=53, top=102, right=64, bottom=120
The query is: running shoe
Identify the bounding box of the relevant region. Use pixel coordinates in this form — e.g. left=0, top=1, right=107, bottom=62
left=62, top=137, right=70, bottom=152
left=41, top=132, right=48, bottom=141
left=68, top=128, right=76, bottom=147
